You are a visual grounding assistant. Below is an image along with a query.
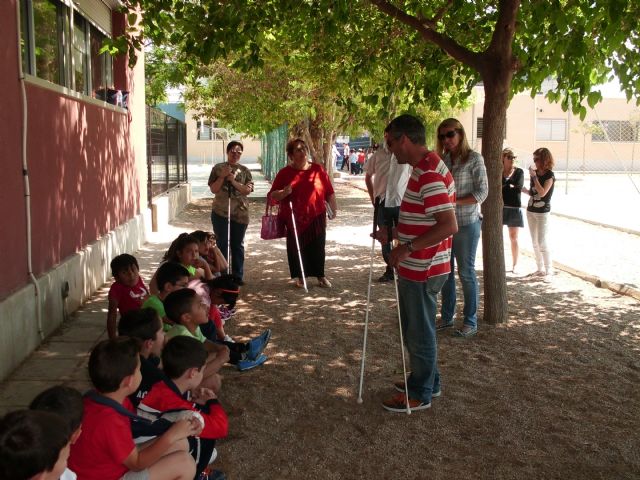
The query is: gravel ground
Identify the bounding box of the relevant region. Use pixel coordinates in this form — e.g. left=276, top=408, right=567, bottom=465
left=171, top=182, right=640, bottom=480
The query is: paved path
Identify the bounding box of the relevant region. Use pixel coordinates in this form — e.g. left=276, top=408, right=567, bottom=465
left=335, top=172, right=640, bottom=294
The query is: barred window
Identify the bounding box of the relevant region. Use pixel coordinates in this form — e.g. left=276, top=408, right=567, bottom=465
left=591, top=120, right=639, bottom=142
left=197, top=119, right=220, bottom=140
left=536, top=119, right=566, bottom=141
left=476, top=117, right=506, bottom=139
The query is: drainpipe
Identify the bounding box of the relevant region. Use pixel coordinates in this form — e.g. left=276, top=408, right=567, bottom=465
left=16, top=0, right=44, bottom=340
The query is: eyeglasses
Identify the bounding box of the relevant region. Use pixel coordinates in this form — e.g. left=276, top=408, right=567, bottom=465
left=229, top=149, right=243, bottom=155
left=437, top=130, right=457, bottom=141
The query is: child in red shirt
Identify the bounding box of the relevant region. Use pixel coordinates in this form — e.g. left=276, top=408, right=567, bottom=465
left=107, top=254, right=149, bottom=339
left=139, top=336, right=228, bottom=479
left=68, top=337, right=199, bottom=480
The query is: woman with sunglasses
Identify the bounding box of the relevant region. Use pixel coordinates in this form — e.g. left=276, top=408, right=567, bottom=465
left=522, top=148, right=555, bottom=279
left=208, top=141, right=255, bottom=285
left=436, top=118, right=488, bottom=338
left=501, top=148, right=525, bottom=273
left=268, top=138, right=338, bottom=288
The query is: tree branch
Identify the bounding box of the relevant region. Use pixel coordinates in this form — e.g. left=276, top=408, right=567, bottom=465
left=487, top=0, right=521, bottom=72
left=367, top=0, right=482, bottom=71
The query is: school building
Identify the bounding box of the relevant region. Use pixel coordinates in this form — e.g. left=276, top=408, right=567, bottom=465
left=0, top=0, right=189, bottom=381
left=459, top=84, right=640, bottom=172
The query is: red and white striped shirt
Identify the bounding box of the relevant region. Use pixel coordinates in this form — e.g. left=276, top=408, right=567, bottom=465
left=397, top=152, right=456, bottom=282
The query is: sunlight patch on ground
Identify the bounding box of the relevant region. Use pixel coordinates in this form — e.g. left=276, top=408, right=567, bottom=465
left=332, top=386, right=353, bottom=399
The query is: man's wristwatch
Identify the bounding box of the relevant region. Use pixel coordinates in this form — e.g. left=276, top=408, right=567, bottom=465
left=405, top=240, right=414, bottom=253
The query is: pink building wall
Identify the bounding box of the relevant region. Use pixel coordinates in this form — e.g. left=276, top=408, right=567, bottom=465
left=0, top=1, right=141, bottom=300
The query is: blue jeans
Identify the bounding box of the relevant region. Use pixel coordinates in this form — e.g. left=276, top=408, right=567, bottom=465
left=398, top=275, right=448, bottom=403
left=440, top=219, right=481, bottom=328
left=211, top=211, right=248, bottom=280
left=376, top=202, right=400, bottom=267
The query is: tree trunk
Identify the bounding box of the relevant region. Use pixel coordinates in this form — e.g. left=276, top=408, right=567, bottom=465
left=479, top=73, right=510, bottom=324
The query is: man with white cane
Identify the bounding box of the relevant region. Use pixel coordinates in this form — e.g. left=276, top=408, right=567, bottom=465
left=374, top=115, right=457, bottom=413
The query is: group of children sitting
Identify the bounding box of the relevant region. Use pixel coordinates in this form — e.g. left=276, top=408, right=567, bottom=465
left=0, top=230, right=271, bottom=480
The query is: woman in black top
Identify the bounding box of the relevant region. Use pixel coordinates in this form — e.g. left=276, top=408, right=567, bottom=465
left=501, top=148, right=524, bottom=273
left=523, top=148, right=555, bottom=279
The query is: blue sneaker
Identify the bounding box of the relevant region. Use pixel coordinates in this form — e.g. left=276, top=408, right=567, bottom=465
left=237, top=354, right=267, bottom=371
left=246, top=329, right=271, bottom=361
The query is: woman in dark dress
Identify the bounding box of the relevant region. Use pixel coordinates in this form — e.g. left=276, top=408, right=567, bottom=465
left=501, top=148, right=524, bottom=273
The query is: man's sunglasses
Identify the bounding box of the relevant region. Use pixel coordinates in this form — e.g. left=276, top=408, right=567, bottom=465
left=437, top=130, right=458, bottom=141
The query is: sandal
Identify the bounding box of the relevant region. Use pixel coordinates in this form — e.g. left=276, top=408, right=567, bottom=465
left=294, top=278, right=305, bottom=288
left=453, top=326, right=477, bottom=338
left=317, top=277, right=332, bottom=288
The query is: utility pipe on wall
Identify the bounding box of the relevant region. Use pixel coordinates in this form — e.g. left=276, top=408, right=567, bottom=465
left=16, top=0, right=44, bottom=340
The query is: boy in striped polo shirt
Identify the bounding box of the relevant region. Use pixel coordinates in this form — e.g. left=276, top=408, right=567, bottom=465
left=376, top=114, right=458, bottom=413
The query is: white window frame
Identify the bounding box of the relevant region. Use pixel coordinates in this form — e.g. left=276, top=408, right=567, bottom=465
left=20, top=0, right=118, bottom=106
left=536, top=118, right=566, bottom=141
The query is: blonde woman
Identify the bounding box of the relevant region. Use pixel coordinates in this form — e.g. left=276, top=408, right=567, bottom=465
left=436, top=118, right=488, bottom=338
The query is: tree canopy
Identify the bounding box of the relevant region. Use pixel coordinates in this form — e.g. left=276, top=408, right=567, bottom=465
left=122, top=0, right=640, bottom=323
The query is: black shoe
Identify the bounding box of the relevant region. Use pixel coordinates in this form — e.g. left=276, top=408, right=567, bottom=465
left=377, top=271, right=394, bottom=283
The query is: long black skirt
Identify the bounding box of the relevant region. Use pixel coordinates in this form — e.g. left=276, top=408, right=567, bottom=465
left=286, top=223, right=326, bottom=279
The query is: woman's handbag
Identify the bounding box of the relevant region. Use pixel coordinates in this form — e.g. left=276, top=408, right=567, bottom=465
left=261, top=196, right=286, bottom=240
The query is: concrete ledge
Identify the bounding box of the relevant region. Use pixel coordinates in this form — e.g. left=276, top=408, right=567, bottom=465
left=0, top=214, right=147, bottom=382
left=151, top=184, right=191, bottom=232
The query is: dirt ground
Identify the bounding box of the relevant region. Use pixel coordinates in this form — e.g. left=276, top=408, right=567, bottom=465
left=172, top=182, right=640, bottom=480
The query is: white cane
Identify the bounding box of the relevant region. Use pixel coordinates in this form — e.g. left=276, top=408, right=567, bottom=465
left=289, top=200, right=308, bottom=292
left=227, top=181, right=232, bottom=275
left=357, top=197, right=381, bottom=404
left=390, top=221, right=411, bottom=414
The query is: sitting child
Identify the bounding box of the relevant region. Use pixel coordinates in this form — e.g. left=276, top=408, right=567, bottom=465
left=150, top=234, right=213, bottom=294
left=107, top=254, right=149, bottom=339
left=204, top=275, right=271, bottom=371
left=164, top=288, right=229, bottom=391
left=117, top=308, right=167, bottom=407
left=68, top=337, right=199, bottom=480
left=30, top=385, right=84, bottom=480
left=143, top=262, right=191, bottom=331
left=118, top=310, right=219, bottom=478
left=139, top=336, right=228, bottom=480
left=191, top=230, right=228, bottom=277
left=165, top=287, right=270, bottom=372
left=0, top=409, right=72, bottom=480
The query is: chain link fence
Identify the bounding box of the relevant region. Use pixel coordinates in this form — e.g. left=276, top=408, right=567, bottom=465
left=261, top=124, right=288, bottom=181
left=146, top=106, right=188, bottom=205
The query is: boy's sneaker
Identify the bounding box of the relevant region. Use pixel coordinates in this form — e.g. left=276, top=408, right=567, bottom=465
left=246, top=329, right=272, bottom=361
left=223, top=335, right=235, bottom=343
left=382, top=392, right=431, bottom=413
left=237, top=353, right=267, bottom=371
left=393, top=380, right=441, bottom=397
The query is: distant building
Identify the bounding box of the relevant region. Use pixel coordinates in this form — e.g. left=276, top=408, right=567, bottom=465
left=457, top=86, right=640, bottom=172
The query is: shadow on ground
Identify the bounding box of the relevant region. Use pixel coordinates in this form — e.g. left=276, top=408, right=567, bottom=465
left=174, top=184, right=640, bottom=479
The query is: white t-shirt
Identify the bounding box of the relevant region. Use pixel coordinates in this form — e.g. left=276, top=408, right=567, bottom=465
left=385, top=154, right=411, bottom=207
left=60, top=468, right=77, bottom=480
left=365, top=149, right=393, bottom=200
